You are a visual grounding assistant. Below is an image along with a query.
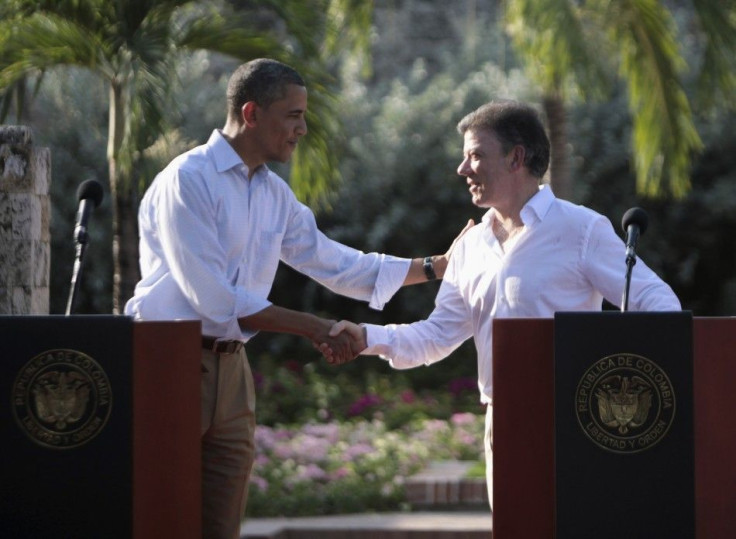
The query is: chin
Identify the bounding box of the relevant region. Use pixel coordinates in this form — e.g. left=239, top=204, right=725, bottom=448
left=280, top=149, right=296, bottom=162
left=270, top=153, right=292, bottom=164
left=471, top=195, right=486, bottom=208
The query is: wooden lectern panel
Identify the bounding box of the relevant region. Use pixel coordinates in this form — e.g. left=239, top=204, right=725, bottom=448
left=492, top=318, right=554, bottom=538
left=693, top=318, right=736, bottom=539
left=133, top=320, right=202, bottom=539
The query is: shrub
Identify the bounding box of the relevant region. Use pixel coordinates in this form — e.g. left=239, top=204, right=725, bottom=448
left=252, top=355, right=484, bottom=428
left=246, top=413, right=485, bottom=518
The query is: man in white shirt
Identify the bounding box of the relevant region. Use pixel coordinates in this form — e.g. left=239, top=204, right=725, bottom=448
left=125, top=58, right=468, bottom=539
left=327, top=100, right=681, bottom=510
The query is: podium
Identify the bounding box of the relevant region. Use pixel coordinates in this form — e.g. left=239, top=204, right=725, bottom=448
left=492, top=314, right=736, bottom=538
left=0, top=316, right=202, bottom=539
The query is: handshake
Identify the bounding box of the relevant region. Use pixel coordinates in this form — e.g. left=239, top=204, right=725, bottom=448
left=313, top=320, right=367, bottom=365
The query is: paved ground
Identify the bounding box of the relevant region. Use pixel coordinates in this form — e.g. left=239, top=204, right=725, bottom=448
left=240, top=511, right=492, bottom=538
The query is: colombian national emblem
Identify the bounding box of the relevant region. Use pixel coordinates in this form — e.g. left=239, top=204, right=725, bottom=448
left=12, top=349, right=112, bottom=449
left=575, top=353, right=675, bottom=454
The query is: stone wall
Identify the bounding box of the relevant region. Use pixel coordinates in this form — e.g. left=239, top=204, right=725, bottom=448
left=0, top=125, right=51, bottom=314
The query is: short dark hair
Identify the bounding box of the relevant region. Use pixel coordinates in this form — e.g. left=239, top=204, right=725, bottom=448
left=457, top=100, right=550, bottom=178
left=226, top=58, right=305, bottom=119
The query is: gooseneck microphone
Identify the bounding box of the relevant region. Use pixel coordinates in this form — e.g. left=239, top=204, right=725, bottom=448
left=620, top=207, right=649, bottom=312
left=66, top=180, right=104, bottom=315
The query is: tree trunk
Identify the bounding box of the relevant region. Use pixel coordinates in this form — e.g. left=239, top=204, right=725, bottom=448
left=112, top=180, right=140, bottom=314
left=543, top=95, right=573, bottom=201
left=107, top=80, right=140, bottom=314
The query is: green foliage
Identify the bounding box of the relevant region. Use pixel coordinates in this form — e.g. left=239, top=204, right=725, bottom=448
left=605, top=0, right=701, bottom=198
left=502, top=0, right=736, bottom=200
left=505, top=0, right=608, bottom=97
left=690, top=0, right=736, bottom=110
left=252, top=355, right=483, bottom=430
left=246, top=412, right=486, bottom=517
left=30, top=68, right=112, bottom=314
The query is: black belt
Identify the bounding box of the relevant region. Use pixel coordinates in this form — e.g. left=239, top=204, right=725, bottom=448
left=202, top=336, right=244, bottom=354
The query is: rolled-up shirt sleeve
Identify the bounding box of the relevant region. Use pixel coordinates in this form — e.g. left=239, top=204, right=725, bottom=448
left=279, top=200, right=411, bottom=310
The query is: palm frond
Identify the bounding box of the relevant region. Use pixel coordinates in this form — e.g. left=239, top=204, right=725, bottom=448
left=504, top=0, right=608, bottom=98
left=174, top=7, right=282, bottom=61
left=692, top=0, right=736, bottom=110
left=0, top=13, right=104, bottom=85
left=604, top=0, right=702, bottom=198
left=290, top=77, right=342, bottom=209
left=324, top=0, right=374, bottom=74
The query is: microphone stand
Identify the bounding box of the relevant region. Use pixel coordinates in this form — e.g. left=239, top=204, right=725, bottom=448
left=65, top=229, right=89, bottom=315
left=621, top=253, right=636, bottom=312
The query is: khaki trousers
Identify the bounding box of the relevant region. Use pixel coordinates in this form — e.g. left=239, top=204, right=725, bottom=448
left=484, top=403, right=493, bottom=512
left=200, top=347, right=256, bottom=539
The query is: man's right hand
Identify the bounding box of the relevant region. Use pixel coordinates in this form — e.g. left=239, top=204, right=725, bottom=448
left=316, top=320, right=367, bottom=364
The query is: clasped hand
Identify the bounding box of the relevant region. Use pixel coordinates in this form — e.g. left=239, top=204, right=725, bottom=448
left=313, top=320, right=367, bottom=365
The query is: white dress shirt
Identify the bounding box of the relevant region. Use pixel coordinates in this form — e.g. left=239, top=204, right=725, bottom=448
left=125, top=130, right=410, bottom=340
left=363, top=185, right=681, bottom=403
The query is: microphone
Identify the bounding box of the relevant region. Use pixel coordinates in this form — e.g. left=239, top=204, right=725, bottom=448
left=66, top=180, right=104, bottom=315
left=620, top=207, right=648, bottom=312
left=621, top=207, right=648, bottom=262
left=74, top=179, right=104, bottom=245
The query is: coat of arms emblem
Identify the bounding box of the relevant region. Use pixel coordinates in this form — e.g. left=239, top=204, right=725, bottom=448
left=12, top=349, right=112, bottom=449
left=596, top=375, right=652, bottom=434
left=575, top=353, right=675, bottom=454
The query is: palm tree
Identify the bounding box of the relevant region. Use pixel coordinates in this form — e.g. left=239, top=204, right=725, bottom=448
left=503, top=0, right=736, bottom=201
left=0, top=0, right=372, bottom=312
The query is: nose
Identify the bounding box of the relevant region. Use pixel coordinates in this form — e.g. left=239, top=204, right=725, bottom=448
left=457, top=156, right=470, bottom=177
left=297, top=117, right=307, bottom=137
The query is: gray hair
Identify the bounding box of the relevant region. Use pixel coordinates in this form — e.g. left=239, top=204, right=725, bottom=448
left=457, top=100, right=550, bottom=179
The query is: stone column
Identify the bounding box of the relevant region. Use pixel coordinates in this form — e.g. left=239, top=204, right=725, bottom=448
left=0, top=126, right=51, bottom=314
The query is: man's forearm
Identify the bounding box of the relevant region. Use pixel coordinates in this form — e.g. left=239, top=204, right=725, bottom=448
left=238, top=305, right=357, bottom=364
left=403, top=255, right=447, bottom=285
left=238, top=305, right=327, bottom=340
left=402, top=219, right=474, bottom=286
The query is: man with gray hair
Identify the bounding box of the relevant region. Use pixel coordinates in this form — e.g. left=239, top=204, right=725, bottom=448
left=125, top=58, right=468, bottom=538
left=328, top=99, right=681, bottom=511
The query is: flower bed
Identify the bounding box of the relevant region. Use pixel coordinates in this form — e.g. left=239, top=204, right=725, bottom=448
left=246, top=413, right=485, bottom=517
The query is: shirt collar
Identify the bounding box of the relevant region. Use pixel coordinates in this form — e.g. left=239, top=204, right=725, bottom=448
left=481, top=184, right=556, bottom=226
left=521, top=184, right=555, bottom=224
left=208, top=129, right=269, bottom=179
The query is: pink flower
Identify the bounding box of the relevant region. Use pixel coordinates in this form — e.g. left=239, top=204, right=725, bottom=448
left=330, top=466, right=350, bottom=479
left=450, top=412, right=476, bottom=426
left=297, top=463, right=328, bottom=481
left=249, top=475, right=268, bottom=492
left=348, top=393, right=383, bottom=417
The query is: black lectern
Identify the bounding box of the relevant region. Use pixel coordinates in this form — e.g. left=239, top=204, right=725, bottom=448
left=555, top=312, right=693, bottom=538
left=0, top=316, right=201, bottom=539
left=492, top=314, right=736, bottom=539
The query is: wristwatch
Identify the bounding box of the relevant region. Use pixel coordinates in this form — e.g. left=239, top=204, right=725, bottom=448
left=423, top=256, right=437, bottom=280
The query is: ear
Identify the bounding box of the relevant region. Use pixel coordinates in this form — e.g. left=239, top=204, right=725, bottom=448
left=508, top=145, right=526, bottom=172
left=242, top=101, right=258, bottom=127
